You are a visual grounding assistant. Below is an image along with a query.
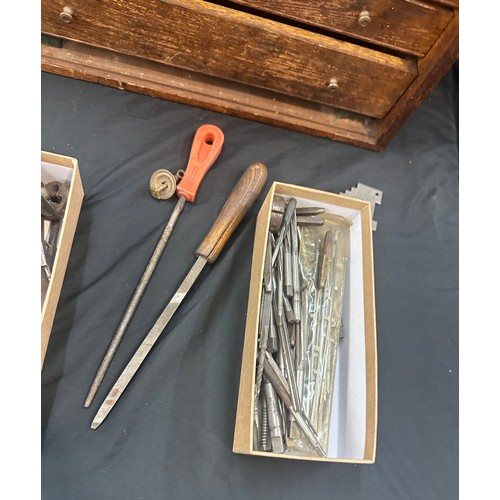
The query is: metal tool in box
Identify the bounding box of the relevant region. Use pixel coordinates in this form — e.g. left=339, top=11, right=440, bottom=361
left=253, top=195, right=349, bottom=457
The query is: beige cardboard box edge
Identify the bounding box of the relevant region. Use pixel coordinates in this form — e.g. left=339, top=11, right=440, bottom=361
left=233, top=181, right=378, bottom=463
left=41, top=151, right=84, bottom=368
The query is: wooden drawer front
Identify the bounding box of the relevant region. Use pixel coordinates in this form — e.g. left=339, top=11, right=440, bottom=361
left=41, top=0, right=416, bottom=119
left=218, top=0, right=453, bottom=57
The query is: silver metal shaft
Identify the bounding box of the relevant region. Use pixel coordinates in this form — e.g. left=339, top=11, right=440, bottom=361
left=284, top=231, right=293, bottom=297
left=84, top=196, right=187, bottom=408
left=271, top=198, right=296, bottom=266
left=255, top=234, right=274, bottom=404
left=290, top=210, right=301, bottom=322
left=273, top=298, right=301, bottom=412
left=264, top=376, right=285, bottom=453
left=91, top=256, right=207, bottom=429
left=263, top=352, right=326, bottom=456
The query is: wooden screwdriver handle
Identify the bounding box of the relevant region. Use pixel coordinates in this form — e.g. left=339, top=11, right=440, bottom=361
left=196, top=162, right=268, bottom=264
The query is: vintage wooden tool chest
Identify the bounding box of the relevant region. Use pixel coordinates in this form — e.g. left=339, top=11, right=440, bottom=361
left=41, top=0, right=458, bottom=151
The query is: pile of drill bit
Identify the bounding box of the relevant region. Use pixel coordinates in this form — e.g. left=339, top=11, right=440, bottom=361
left=253, top=195, right=349, bottom=457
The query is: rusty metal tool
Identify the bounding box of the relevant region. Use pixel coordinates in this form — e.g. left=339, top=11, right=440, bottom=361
left=263, top=351, right=326, bottom=456
left=90, top=162, right=268, bottom=428
left=84, top=124, right=224, bottom=408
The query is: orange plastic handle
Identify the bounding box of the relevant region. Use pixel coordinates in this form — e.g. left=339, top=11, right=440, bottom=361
left=176, top=124, right=224, bottom=202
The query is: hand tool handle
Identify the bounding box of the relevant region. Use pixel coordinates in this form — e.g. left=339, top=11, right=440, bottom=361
left=176, top=124, right=224, bottom=202
left=196, top=162, right=268, bottom=264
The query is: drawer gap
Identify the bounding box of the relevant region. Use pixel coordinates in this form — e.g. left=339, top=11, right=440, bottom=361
left=207, top=0, right=416, bottom=60
left=42, top=34, right=62, bottom=48
left=42, top=40, right=380, bottom=150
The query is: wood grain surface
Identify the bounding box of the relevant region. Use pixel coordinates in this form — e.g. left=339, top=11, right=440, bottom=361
left=41, top=0, right=416, bottom=118
left=374, top=12, right=458, bottom=147
left=217, top=0, right=453, bottom=57
left=41, top=42, right=380, bottom=150
left=196, top=162, right=268, bottom=264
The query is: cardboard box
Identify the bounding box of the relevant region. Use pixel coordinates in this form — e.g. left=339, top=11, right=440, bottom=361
left=41, top=151, right=84, bottom=367
left=233, top=182, right=377, bottom=463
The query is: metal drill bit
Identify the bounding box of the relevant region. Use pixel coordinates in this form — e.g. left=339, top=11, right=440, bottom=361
left=263, top=375, right=285, bottom=453
left=255, top=236, right=273, bottom=404
left=263, top=352, right=326, bottom=457
left=282, top=293, right=296, bottom=324
left=263, top=232, right=273, bottom=292
left=272, top=297, right=301, bottom=412
left=256, top=286, right=272, bottom=396
left=312, top=330, right=335, bottom=431
left=267, top=313, right=279, bottom=353
left=253, top=401, right=261, bottom=451
left=288, top=415, right=301, bottom=439
left=276, top=345, right=288, bottom=439
left=306, top=232, right=333, bottom=417
left=260, top=393, right=271, bottom=451
left=289, top=322, right=296, bottom=348
left=290, top=210, right=301, bottom=322
left=283, top=231, right=293, bottom=297
left=293, top=331, right=305, bottom=438
left=258, top=287, right=266, bottom=351
left=264, top=351, right=292, bottom=407
left=318, top=231, right=334, bottom=290
left=275, top=247, right=284, bottom=322
left=310, top=231, right=335, bottom=427
left=296, top=287, right=309, bottom=402
left=291, top=410, right=326, bottom=457
left=296, top=206, right=326, bottom=216
left=296, top=216, right=325, bottom=226
left=266, top=233, right=279, bottom=353
left=271, top=198, right=297, bottom=266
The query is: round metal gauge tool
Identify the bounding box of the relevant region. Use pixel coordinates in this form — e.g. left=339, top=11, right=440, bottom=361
left=149, top=169, right=177, bottom=200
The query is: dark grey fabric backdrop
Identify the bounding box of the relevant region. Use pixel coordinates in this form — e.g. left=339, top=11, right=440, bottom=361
left=41, top=67, right=458, bottom=500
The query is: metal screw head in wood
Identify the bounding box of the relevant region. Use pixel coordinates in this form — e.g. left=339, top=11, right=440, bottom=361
left=60, top=6, right=73, bottom=23
left=327, top=78, right=339, bottom=93
left=358, top=10, right=371, bottom=28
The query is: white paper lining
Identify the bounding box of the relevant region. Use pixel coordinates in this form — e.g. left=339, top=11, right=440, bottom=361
left=284, top=195, right=367, bottom=460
